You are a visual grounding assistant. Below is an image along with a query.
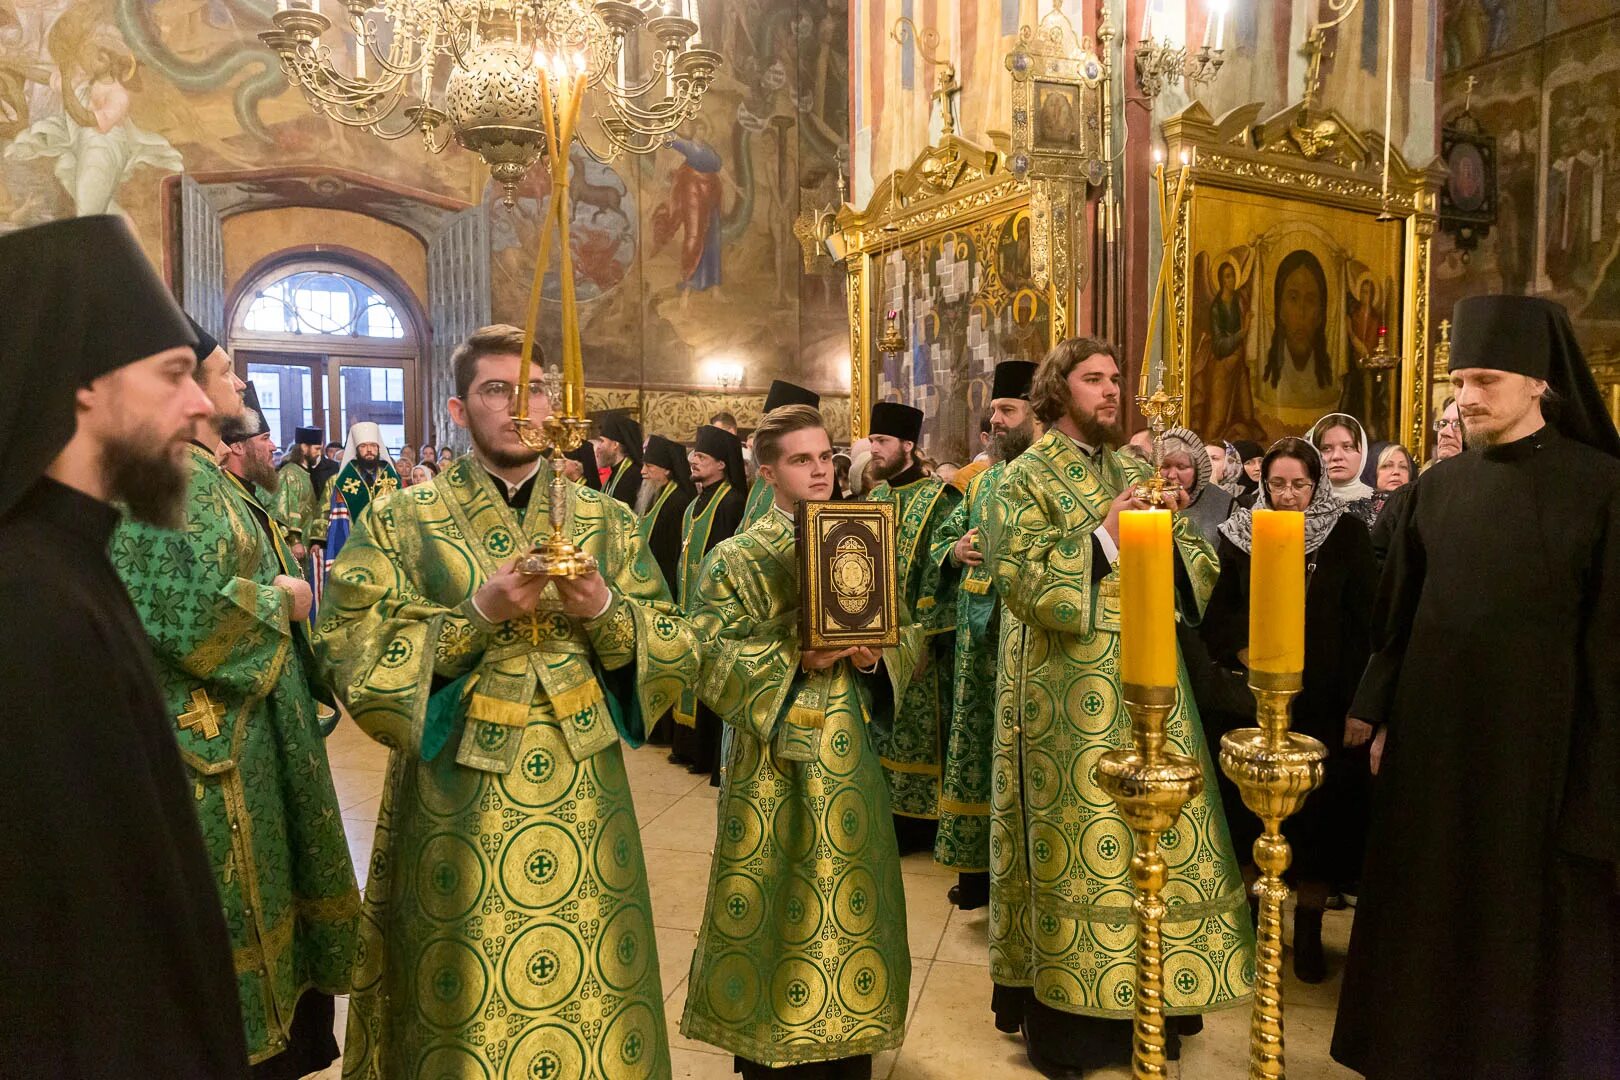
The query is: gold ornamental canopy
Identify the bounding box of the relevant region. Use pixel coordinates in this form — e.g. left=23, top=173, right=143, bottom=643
left=260, top=0, right=722, bottom=203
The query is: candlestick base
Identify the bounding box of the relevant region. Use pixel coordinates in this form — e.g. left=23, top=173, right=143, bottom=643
left=1096, top=682, right=1204, bottom=1078
left=1218, top=669, right=1326, bottom=1080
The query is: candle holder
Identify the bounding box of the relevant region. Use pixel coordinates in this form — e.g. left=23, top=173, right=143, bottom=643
left=1133, top=385, right=1184, bottom=509
left=1218, top=669, right=1326, bottom=1079
left=1096, top=682, right=1205, bottom=1077
left=513, top=369, right=597, bottom=578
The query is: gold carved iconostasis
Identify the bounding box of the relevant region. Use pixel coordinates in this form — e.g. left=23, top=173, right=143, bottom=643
left=1161, top=102, right=1443, bottom=453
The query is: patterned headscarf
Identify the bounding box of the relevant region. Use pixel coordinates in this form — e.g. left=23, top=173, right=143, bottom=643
left=1218, top=439, right=1346, bottom=556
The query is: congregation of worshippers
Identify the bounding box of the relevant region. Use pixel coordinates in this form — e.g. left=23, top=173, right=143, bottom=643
left=1, top=215, right=1617, bottom=1080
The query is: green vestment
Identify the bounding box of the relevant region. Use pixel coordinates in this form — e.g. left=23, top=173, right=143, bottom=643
left=866, top=472, right=962, bottom=819
left=979, top=430, right=1255, bottom=1018
left=273, top=459, right=320, bottom=545
left=109, top=445, right=359, bottom=1063
left=313, top=456, right=695, bottom=1080
left=672, top=478, right=732, bottom=727
left=740, top=473, right=772, bottom=529
left=924, top=462, right=1005, bottom=871
left=679, top=508, right=921, bottom=1065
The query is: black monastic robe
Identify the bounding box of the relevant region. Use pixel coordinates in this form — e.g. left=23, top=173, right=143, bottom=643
left=0, top=480, right=248, bottom=1078
left=641, top=481, right=696, bottom=595
left=1332, top=428, right=1620, bottom=1079
left=671, top=477, right=746, bottom=777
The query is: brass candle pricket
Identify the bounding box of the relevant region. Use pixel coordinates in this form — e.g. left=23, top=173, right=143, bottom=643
left=1220, top=672, right=1326, bottom=1078
left=513, top=365, right=597, bottom=578
left=1096, top=683, right=1204, bottom=1078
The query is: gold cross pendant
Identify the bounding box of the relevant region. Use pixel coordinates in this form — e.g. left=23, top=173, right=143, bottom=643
left=178, top=688, right=223, bottom=740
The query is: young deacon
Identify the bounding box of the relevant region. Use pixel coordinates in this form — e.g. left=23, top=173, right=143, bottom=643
left=681, top=405, right=920, bottom=1079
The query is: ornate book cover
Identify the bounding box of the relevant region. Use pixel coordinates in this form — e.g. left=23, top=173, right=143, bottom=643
left=797, top=500, right=900, bottom=650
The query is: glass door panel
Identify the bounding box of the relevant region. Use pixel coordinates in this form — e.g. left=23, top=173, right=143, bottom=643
left=239, top=353, right=324, bottom=450
left=332, top=360, right=409, bottom=457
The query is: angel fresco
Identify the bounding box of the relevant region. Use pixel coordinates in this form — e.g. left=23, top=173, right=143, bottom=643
left=650, top=116, right=726, bottom=292
left=3, top=1, right=180, bottom=216
left=1188, top=250, right=1263, bottom=442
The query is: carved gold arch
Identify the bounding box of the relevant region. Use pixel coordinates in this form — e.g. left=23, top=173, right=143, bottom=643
left=836, top=134, right=1086, bottom=450
left=1159, top=99, right=1445, bottom=455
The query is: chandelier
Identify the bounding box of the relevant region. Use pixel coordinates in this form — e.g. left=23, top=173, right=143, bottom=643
left=260, top=0, right=722, bottom=203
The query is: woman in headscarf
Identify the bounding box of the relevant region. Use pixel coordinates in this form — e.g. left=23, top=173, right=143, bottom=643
left=1230, top=439, right=1265, bottom=506
left=1159, top=426, right=1234, bottom=545
left=1200, top=436, right=1377, bottom=984
left=1307, top=412, right=1374, bottom=524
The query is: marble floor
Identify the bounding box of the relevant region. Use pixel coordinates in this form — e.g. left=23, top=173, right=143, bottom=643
left=319, top=720, right=1359, bottom=1079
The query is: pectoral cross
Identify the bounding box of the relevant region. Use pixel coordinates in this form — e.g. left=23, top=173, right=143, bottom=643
left=178, top=688, right=223, bottom=740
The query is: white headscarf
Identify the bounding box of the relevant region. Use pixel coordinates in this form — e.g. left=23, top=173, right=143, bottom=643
left=1305, top=413, right=1373, bottom=503
left=339, top=421, right=396, bottom=472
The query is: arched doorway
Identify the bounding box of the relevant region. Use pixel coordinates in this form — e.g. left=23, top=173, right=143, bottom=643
left=228, top=259, right=422, bottom=456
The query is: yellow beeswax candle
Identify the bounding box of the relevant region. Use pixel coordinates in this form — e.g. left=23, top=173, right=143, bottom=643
left=1119, top=508, right=1176, bottom=687
left=1249, top=508, right=1305, bottom=673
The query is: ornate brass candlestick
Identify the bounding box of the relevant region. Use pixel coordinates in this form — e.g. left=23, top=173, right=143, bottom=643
left=1133, top=386, right=1184, bottom=509
left=1219, top=669, right=1326, bottom=1079
left=512, top=365, right=596, bottom=578
left=1097, top=682, right=1205, bottom=1078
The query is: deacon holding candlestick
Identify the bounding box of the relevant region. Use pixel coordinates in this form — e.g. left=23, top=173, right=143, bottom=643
left=979, top=337, right=1254, bottom=1075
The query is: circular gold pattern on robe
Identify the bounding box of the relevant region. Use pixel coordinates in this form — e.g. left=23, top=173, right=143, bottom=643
left=1027, top=820, right=1071, bottom=886
left=1093, top=959, right=1138, bottom=1010
left=772, top=801, right=817, bottom=862
left=1020, top=681, right=1058, bottom=741
left=501, top=923, right=585, bottom=1011
left=1159, top=820, right=1198, bottom=871
left=592, top=809, right=641, bottom=894
left=1066, top=673, right=1118, bottom=736
left=499, top=822, right=583, bottom=909
left=596, top=1000, right=661, bottom=1080
left=498, top=726, right=574, bottom=808
left=826, top=786, right=872, bottom=856
left=1023, top=748, right=1063, bottom=812
left=707, top=951, right=763, bottom=1025
left=417, top=1044, right=490, bottom=1080
left=832, top=864, right=880, bottom=937
left=717, top=799, right=765, bottom=862
left=1086, top=890, right=1138, bottom=953
left=1163, top=949, right=1217, bottom=1006
left=988, top=817, right=1017, bottom=877
left=819, top=722, right=860, bottom=776
left=1070, top=743, right=1117, bottom=808
left=1031, top=907, right=1081, bottom=961
left=1078, top=817, right=1131, bottom=882
left=416, top=754, right=481, bottom=817
left=836, top=945, right=890, bottom=1015
left=351, top=909, right=387, bottom=992
left=714, top=873, right=768, bottom=940
left=595, top=902, right=653, bottom=991
left=414, top=937, right=488, bottom=1028
left=416, top=833, right=487, bottom=922
left=770, top=956, right=830, bottom=1027
left=504, top=1022, right=586, bottom=1080
left=780, top=873, right=825, bottom=946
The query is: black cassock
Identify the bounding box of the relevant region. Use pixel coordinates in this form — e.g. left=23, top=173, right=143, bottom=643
left=1332, top=427, right=1620, bottom=1079
left=671, top=479, right=746, bottom=782
left=0, top=480, right=248, bottom=1078
left=644, top=481, right=695, bottom=596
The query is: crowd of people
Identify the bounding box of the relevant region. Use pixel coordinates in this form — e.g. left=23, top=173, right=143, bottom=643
left=1, top=215, right=1616, bottom=1080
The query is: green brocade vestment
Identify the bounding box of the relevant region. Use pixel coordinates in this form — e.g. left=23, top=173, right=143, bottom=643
left=979, top=431, right=1255, bottom=1018
left=924, top=462, right=1005, bottom=871
left=866, top=473, right=962, bottom=819
left=273, top=459, right=319, bottom=545
left=679, top=509, right=921, bottom=1065
left=109, top=446, right=359, bottom=1063
left=740, top=473, right=772, bottom=529
left=313, top=457, right=696, bottom=1080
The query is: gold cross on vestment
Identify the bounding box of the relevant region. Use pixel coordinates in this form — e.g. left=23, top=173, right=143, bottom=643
left=178, top=688, right=223, bottom=740
left=516, top=613, right=546, bottom=645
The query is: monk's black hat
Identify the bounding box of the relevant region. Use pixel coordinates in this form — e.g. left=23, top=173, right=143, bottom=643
left=186, top=315, right=220, bottom=366
left=694, top=424, right=747, bottom=488
left=644, top=433, right=692, bottom=487
left=870, top=401, right=924, bottom=443
left=764, top=380, right=819, bottom=413
left=295, top=426, right=324, bottom=446
left=991, top=360, right=1036, bottom=401
left=222, top=384, right=271, bottom=446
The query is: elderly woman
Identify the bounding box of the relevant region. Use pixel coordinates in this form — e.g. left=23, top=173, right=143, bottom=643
left=1159, top=426, right=1234, bottom=544
left=1200, top=436, right=1376, bottom=984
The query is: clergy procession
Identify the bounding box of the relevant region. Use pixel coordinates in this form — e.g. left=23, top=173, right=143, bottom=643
left=2, top=213, right=1618, bottom=1080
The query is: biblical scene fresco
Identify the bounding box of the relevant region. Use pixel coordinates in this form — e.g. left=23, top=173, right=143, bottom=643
left=487, top=0, right=852, bottom=395
left=872, top=207, right=1050, bottom=465
left=1186, top=187, right=1403, bottom=444
left=0, top=0, right=474, bottom=255
left=1434, top=7, right=1620, bottom=361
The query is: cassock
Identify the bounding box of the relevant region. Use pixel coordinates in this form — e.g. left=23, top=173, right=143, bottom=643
left=1332, top=295, right=1620, bottom=1079
left=740, top=380, right=820, bottom=529
left=0, top=216, right=247, bottom=1077
left=866, top=403, right=962, bottom=850
left=313, top=454, right=695, bottom=1079
left=679, top=505, right=921, bottom=1077
left=980, top=428, right=1254, bottom=1070
left=636, top=433, right=696, bottom=592
left=112, top=438, right=359, bottom=1073
left=598, top=410, right=644, bottom=506
left=672, top=424, right=748, bottom=778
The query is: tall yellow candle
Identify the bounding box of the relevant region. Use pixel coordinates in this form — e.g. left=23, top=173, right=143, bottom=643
left=1119, top=509, right=1176, bottom=687
left=1249, top=509, right=1305, bottom=673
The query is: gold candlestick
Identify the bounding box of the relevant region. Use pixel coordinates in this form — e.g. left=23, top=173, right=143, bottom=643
left=1097, top=682, right=1205, bottom=1078
left=1132, top=385, right=1184, bottom=509
left=1219, top=670, right=1327, bottom=1079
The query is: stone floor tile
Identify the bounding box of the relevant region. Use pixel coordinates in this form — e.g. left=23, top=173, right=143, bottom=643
left=668, top=1046, right=735, bottom=1079
left=933, top=903, right=991, bottom=968
left=657, top=924, right=700, bottom=999
left=646, top=846, right=716, bottom=931
left=634, top=786, right=685, bottom=825
left=887, top=960, right=1041, bottom=1079
left=902, top=873, right=952, bottom=960
left=624, top=744, right=714, bottom=796
left=900, top=851, right=953, bottom=879
left=640, top=789, right=722, bottom=853
left=328, top=766, right=385, bottom=811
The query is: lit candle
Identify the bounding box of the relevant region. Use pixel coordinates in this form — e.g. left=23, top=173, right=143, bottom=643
left=1141, top=0, right=1154, bottom=41
left=1248, top=509, right=1305, bottom=673
left=355, top=37, right=366, bottom=78
left=1119, top=509, right=1177, bottom=688
left=1214, top=5, right=1226, bottom=50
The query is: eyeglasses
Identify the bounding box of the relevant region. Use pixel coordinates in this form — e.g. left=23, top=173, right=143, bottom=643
left=471, top=381, right=547, bottom=410
left=1433, top=418, right=1462, bottom=433
left=1265, top=479, right=1316, bottom=495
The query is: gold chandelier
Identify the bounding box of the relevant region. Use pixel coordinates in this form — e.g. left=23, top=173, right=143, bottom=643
left=260, top=0, right=722, bottom=203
